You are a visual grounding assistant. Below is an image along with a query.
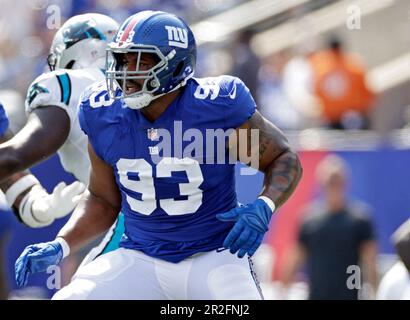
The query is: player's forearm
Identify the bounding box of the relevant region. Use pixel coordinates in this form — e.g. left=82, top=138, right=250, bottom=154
left=240, top=111, right=303, bottom=208
left=260, top=150, right=302, bottom=208
left=0, top=144, right=26, bottom=182
left=0, top=171, right=32, bottom=220
left=0, top=108, right=69, bottom=182
left=281, top=244, right=306, bottom=287
left=0, top=131, right=22, bottom=181
left=0, top=126, right=44, bottom=181
left=362, top=259, right=379, bottom=298
left=0, top=139, right=46, bottom=182
left=364, top=265, right=379, bottom=296
left=57, top=191, right=120, bottom=254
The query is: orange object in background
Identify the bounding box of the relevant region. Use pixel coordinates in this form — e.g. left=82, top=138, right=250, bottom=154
left=310, top=48, right=375, bottom=124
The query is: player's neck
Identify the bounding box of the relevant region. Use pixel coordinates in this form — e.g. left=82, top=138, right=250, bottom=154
left=140, top=89, right=181, bottom=123
left=326, top=195, right=346, bottom=213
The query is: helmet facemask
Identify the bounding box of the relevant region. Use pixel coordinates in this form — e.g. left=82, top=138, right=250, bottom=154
left=105, top=44, right=177, bottom=109
left=47, top=51, right=59, bottom=71
left=47, top=32, right=65, bottom=71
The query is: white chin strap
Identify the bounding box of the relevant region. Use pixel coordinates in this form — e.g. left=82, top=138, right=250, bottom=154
left=124, top=93, right=157, bottom=110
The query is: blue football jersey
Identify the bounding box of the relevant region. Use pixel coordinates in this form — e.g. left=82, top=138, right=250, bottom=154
left=0, top=103, right=9, bottom=137
left=79, top=75, right=256, bottom=262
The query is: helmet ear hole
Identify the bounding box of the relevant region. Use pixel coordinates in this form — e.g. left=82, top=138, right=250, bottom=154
left=148, top=79, right=160, bottom=91
left=65, top=60, right=76, bottom=69
left=172, top=61, right=184, bottom=78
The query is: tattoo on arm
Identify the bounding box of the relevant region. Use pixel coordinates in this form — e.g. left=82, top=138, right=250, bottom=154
left=246, top=111, right=303, bottom=208
left=246, top=111, right=288, bottom=162
left=261, top=151, right=302, bottom=208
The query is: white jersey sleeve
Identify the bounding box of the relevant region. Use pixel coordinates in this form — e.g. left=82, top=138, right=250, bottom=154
left=25, top=68, right=105, bottom=128
left=25, top=71, right=72, bottom=118
left=24, top=68, right=105, bottom=184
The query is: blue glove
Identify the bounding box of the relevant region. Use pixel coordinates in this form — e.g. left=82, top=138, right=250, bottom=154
left=216, top=199, right=273, bottom=258
left=15, top=240, right=63, bottom=287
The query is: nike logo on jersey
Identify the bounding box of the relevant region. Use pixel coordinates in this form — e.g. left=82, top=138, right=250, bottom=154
left=229, top=84, right=237, bottom=100
left=216, top=247, right=228, bottom=253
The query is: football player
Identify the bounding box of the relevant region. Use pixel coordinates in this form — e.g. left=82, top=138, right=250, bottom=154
left=16, top=11, right=302, bottom=299
left=0, top=14, right=122, bottom=260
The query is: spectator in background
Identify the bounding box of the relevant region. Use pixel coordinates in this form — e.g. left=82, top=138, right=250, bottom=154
left=310, top=35, right=375, bottom=130
left=281, top=43, right=323, bottom=129
left=258, top=50, right=305, bottom=130
left=230, top=29, right=261, bottom=105
left=281, top=154, right=378, bottom=299
left=377, top=218, right=410, bottom=299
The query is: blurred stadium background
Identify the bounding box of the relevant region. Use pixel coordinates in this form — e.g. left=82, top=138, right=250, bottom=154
left=0, top=0, right=409, bottom=299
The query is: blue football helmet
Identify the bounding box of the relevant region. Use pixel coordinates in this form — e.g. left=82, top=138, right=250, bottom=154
left=105, top=10, right=197, bottom=109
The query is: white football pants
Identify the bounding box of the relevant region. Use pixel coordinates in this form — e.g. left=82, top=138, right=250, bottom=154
left=52, top=247, right=264, bottom=300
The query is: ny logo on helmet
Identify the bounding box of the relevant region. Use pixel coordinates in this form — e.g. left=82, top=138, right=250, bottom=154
left=165, top=26, right=188, bottom=49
